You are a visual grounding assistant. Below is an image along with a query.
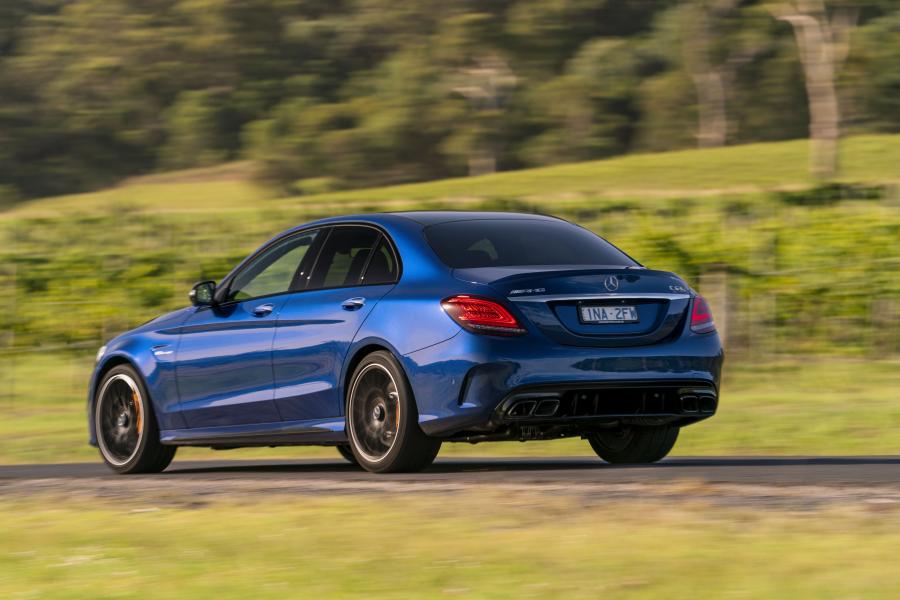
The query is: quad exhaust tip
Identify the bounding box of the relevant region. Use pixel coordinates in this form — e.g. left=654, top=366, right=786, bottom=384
left=681, top=393, right=717, bottom=414
left=507, top=398, right=560, bottom=418
left=680, top=395, right=700, bottom=413
left=533, top=398, right=560, bottom=417
left=507, top=400, right=536, bottom=417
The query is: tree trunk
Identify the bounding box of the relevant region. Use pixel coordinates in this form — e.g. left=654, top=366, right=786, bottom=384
left=774, top=1, right=858, bottom=179
left=452, top=56, right=515, bottom=178
left=693, top=69, right=729, bottom=148
left=468, top=151, right=496, bottom=177
left=685, top=0, right=739, bottom=148
left=781, top=12, right=839, bottom=178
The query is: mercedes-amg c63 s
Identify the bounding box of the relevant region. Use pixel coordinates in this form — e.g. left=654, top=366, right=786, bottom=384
left=89, top=212, right=723, bottom=473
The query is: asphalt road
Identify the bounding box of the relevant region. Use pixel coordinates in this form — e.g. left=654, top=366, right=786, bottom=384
left=2, top=456, right=899, bottom=488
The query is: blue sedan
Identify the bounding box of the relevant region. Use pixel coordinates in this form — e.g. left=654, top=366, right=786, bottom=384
left=88, top=212, right=723, bottom=473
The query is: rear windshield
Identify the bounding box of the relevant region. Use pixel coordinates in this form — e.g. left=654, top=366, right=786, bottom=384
left=424, top=219, right=638, bottom=269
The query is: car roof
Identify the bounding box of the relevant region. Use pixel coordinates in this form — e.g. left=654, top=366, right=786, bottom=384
left=283, top=211, right=564, bottom=236
left=386, top=211, right=561, bottom=225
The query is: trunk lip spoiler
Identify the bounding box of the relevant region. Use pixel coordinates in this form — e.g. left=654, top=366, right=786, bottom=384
left=508, top=292, right=691, bottom=302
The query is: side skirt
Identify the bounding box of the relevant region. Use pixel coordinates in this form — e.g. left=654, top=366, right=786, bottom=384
left=160, top=417, right=347, bottom=447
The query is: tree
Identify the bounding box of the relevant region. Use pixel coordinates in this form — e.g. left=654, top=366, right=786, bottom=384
left=683, top=0, right=767, bottom=148
left=436, top=12, right=516, bottom=177
left=0, top=0, right=896, bottom=200
left=520, top=38, right=642, bottom=165
left=847, top=10, right=900, bottom=133
left=450, top=55, right=517, bottom=176
left=769, top=0, right=859, bottom=178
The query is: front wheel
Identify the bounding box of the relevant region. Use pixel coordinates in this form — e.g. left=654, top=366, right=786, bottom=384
left=587, top=425, right=679, bottom=464
left=346, top=351, right=441, bottom=473
left=94, top=365, right=176, bottom=474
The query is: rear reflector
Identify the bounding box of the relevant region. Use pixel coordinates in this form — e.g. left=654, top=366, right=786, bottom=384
left=690, top=295, right=716, bottom=334
left=441, top=295, right=526, bottom=336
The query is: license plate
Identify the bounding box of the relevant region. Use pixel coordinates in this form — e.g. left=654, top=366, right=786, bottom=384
left=579, top=305, right=639, bottom=324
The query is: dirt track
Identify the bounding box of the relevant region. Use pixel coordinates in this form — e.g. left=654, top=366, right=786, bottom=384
left=2, top=456, right=899, bottom=509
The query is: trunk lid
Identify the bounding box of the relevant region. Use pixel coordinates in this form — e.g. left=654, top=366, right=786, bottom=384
left=454, top=266, right=693, bottom=347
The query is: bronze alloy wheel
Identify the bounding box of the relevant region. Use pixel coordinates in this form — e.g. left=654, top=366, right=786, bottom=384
left=345, top=351, right=441, bottom=473
left=348, top=363, right=401, bottom=464
left=93, top=365, right=176, bottom=474
left=95, top=373, right=145, bottom=467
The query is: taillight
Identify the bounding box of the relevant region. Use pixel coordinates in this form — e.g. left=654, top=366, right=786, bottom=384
left=690, top=295, right=716, bottom=334
left=441, top=295, right=526, bottom=336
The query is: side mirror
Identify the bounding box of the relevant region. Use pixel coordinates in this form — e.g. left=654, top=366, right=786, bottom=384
left=189, top=281, right=217, bottom=307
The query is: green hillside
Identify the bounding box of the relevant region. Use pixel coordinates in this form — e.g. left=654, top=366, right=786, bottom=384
left=2, top=134, right=898, bottom=354
left=5, top=134, right=899, bottom=218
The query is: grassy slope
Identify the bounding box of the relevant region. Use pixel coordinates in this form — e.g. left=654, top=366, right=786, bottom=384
left=5, top=134, right=899, bottom=218
left=2, top=493, right=900, bottom=599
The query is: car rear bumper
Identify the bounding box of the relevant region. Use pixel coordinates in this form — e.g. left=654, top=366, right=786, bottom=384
left=498, top=379, right=717, bottom=422
left=401, top=329, right=723, bottom=438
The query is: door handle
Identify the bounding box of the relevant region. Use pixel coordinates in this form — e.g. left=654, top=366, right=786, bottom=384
left=252, top=303, right=275, bottom=317
left=341, top=297, right=366, bottom=311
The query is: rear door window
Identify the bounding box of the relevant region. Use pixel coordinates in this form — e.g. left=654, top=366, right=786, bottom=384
left=362, top=236, right=399, bottom=285
left=307, top=226, right=380, bottom=290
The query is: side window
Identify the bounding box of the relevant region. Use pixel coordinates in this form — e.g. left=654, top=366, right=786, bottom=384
left=362, top=237, right=399, bottom=285
left=307, top=227, right=379, bottom=290
left=228, top=230, right=319, bottom=301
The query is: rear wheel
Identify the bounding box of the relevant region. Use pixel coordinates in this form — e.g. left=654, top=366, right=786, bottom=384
left=346, top=351, right=441, bottom=473
left=94, top=365, right=176, bottom=474
left=587, top=425, right=678, bottom=464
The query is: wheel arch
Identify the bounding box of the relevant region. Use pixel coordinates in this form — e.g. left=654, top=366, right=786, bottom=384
left=88, top=353, right=151, bottom=446
left=341, top=338, right=409, bottom=414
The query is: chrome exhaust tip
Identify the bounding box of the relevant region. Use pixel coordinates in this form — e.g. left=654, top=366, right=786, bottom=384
left=533, top=398, right=560, bottom=417
left=680, top=395, right=699, bottom=413
left=507, top=400, right=537, bottom=417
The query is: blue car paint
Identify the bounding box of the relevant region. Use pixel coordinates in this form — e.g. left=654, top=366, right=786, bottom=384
left=271, top=282, right=396, bottom=421
left=89, top=212, right=723, bottom=448
left=175, top=297, right=288, bottom=427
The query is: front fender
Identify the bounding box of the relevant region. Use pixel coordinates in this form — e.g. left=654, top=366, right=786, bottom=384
left=87, top=335, right=185, bottom=446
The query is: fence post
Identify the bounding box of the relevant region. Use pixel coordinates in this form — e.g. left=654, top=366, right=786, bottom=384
left=699, top=265, right=729, bottom=350
left=871, top=297, right=897, bottom=357
left=6, top=255, right=16, bottom=404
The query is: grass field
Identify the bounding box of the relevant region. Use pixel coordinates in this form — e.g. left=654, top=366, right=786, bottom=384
left=0, top=354, right=897, bottom=465
left=5, top=134, right=899, bottom=218
left=2, top=491, right=899, bottom=599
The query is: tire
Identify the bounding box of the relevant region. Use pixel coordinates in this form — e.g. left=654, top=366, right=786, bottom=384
left=346, top=351, right=441, bottom=473
left=336, top=444, right=359, bottom=466
left=94, top=364, right=176, bottom=474
left=587, top=425, right=679, bottom=464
